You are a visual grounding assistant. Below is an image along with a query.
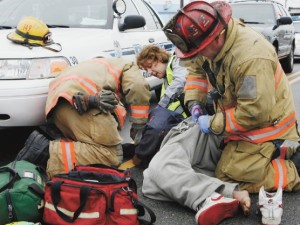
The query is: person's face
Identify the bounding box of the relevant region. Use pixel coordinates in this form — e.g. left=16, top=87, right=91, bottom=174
left=196, top=31, right=226, bottom=60
left=143, top=60, right=167, bottom=79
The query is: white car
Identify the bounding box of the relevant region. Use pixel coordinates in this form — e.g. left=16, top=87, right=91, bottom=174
left=0, top=0, right=172, bottom=128
left=294, top=20, right=300, bottom=57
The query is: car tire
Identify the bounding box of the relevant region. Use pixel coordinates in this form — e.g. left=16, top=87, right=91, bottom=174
left=280, top=47, right=294, bottom=73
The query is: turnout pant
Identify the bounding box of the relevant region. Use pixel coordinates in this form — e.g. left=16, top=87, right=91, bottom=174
left=215, top=140, right=300, bottom=193
left=47, top=100, right=122, bottom=178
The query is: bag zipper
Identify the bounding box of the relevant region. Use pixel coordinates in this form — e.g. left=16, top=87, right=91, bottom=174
left=6, top=190, right=17, bottom=222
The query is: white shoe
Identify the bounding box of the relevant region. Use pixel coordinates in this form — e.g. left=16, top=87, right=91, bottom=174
left=195, top=192, right=239, bottom=225
left=258, top=186, right=283, bottom=225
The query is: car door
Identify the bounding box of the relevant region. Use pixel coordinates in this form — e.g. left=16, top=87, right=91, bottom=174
left=112, top=0, right=172, bottom=61
left=111, top=0, right=172, bottom=89
left=280, top=5, right=295, bottom=54
left=274, top=4, right=293, bottom=57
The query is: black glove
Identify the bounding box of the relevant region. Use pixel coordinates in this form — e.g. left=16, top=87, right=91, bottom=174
left=130, top=123, right=146, bottom=144
left=89, top=90, right=118, bottom=114
left=72, top=92, right=89, bottom=115
left=72, top=90, right=118, bottom=115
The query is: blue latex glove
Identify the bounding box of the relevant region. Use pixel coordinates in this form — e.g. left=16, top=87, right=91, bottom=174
left=191, top=104, right=202, bottom=122
left=198, top=115, right=211, bottom=133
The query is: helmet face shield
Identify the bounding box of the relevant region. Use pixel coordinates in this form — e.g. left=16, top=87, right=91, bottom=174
left=164, top=29, right=189, bottom=53
left=43, top=32, right=53, bottom=44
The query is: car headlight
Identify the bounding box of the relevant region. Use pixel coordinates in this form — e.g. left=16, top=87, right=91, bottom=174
left=0, top=57, right=70, bottom=80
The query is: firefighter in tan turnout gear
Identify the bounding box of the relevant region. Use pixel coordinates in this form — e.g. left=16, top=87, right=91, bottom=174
left=45, top=58, right=151, bottom=178
left=142, top=1, right=300, bottom=225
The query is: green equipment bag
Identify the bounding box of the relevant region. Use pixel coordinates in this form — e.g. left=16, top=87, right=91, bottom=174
left=0, top=160, right=47, bottom=224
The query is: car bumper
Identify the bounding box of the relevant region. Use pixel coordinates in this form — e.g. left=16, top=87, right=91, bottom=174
left=295, top=45, right=300, bottom=56
left=0, top=79, right=53, bottom=127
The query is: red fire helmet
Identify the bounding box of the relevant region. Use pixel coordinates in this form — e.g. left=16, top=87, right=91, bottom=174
left=163, top=1, right=232, bottom=58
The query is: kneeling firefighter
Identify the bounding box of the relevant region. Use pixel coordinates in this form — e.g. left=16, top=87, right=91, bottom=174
left=16, top=57, right=151, bottom=178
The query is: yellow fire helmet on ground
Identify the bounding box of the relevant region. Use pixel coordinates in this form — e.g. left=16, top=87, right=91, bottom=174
left=7, top=16, right=62, bottom=52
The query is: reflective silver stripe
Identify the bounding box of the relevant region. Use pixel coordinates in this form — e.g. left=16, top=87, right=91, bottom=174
left=120, top=208, right=138, bottom=215
left=186, top=80, right=208, bottom=89
left=226, top=111, right=239, bottom=132
left=226, top=111, right=295, bottom=141
left=273, top=159, right=284, bottom=188
left=76, top=76, right=98, bottom=93
left=246, top=117, right=295, bottom=141
left=131, top=109, right=148, bottom=115
left=45, top=202, right=100, bottom=218
left=64, top=142, right=74, bottom=172
left=94, top=59, right=121, bottom=80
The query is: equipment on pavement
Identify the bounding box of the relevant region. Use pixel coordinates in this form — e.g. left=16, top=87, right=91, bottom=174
left=15, top=130, right=50, bottom=170
left=0, top=160, right=46, bottom=224
left=43, top=164, right=156, bottom=225
left=72, top=90, right=118, bottom=115
left=195, top=192, right=239, bottom=225
left=163, top=1, right=232, bottom=58
left=258, top=186, right=283, bottom=225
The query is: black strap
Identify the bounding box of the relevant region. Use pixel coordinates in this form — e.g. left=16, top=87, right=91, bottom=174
left=176, top=93, right=191, bottom=117
left=15, top=29, right=45, bottom=41
left=0, top=167, right=21, bottom=193
left=51, top=181, right=92, bottom=223
left=28, top=183, right=44, bottom=199
left=133, top=198, right=156, bottom=225
left=202, top=60, right=220, bottom=88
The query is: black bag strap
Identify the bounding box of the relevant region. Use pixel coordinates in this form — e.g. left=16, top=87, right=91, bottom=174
left=120, top=188, right=156, bottom=225
left=133, top=196, right=156, bottom=225
left=28, top=183, right=44, bottom=199
left=0, top=167, right=21, bottom=193
left=51, top=181, right=92, bottom=223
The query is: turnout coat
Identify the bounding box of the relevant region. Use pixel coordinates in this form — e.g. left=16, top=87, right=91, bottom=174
left=45, top=58, right=151, bottom=178
left=182, top=18, right=300, bottom=192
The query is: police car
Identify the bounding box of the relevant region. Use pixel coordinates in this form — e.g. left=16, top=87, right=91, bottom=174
left=0, top=0, right=173, bottom=127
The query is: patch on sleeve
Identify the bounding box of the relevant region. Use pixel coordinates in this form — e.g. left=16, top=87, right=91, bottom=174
left=237, top=75, right=257, bottom=99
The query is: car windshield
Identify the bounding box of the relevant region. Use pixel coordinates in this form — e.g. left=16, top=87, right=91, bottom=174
left=0, top=0, right=112, bottom=29
left=294, top=22, right=300, bottom=33
left=231, top=4, right=276, bottom=24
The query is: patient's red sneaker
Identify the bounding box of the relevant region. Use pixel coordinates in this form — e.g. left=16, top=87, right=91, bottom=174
left=195, top=193, right=239, bottom=225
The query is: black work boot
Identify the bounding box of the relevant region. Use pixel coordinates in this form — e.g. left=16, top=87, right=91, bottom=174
left=15, top=130, right=50, bottom=169
left=291, top=145, right=300, bottom=176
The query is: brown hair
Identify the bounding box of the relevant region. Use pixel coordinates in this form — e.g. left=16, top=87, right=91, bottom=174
left=136, top=45, right=170, bottom=69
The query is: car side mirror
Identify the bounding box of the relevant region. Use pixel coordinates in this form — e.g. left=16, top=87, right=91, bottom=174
left=273, top=17, right=293, bottom=30
left=278, top=17, right=293, bottom=25
left=118, top=15, right=146, bottom=31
